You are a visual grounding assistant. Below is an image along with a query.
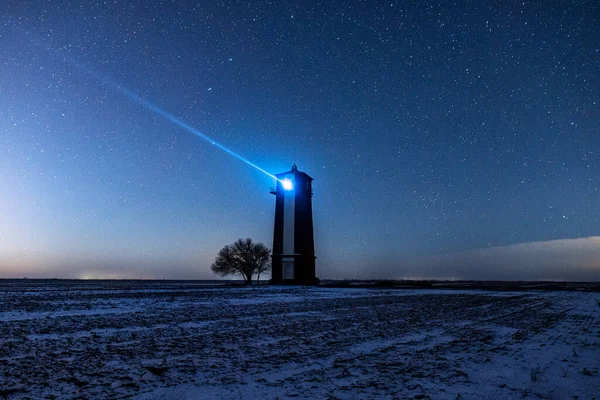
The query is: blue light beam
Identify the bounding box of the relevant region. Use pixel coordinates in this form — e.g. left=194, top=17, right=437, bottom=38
left=61, top=56, right=280, bottom=182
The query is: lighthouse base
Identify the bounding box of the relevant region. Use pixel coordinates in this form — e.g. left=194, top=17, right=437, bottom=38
left=270, top=254, right=317, bottom=285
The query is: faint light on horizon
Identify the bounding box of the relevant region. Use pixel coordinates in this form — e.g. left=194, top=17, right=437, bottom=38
left=78, top=271, right=152, bottom=280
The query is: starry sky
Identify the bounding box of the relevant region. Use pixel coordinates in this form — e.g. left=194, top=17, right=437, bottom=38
left=1, top=0, right=599, bottom=280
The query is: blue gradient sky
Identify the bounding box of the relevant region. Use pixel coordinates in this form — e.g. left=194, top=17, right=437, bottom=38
left=1, top=0, right=598, bottom=279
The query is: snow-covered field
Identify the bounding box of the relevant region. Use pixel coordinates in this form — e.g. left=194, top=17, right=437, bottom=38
left=1, top=281, right=599, bottom=399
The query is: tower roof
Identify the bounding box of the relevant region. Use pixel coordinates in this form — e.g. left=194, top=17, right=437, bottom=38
left=275, top=164, right=313, bottom=181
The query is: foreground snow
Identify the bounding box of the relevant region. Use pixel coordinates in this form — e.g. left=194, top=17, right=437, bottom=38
left=1, top=282, right=599, bottom=399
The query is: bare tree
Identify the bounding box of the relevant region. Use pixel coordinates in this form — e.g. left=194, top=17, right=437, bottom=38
left=255, top=256, right=271, bottom=284
left=211, top=238, right=271, bottom=284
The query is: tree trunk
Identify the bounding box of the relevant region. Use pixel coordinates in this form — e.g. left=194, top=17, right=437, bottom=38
left=245, top=272, right=252, bottom=285
left=257, top=270, right=261, bottom=285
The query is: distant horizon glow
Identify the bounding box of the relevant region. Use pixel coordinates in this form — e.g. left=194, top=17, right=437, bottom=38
left=1, top=236, right=599, bottom=281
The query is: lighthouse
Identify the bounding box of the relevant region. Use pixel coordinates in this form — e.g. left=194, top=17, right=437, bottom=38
left=270, top=164, right=316, bottom=285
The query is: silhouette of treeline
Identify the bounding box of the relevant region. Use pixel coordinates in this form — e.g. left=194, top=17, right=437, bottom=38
left=319, top=280, right=600, bottom=292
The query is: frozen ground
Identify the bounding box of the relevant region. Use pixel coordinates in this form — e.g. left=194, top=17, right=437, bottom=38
left=1, top=281, right=599, bottom=399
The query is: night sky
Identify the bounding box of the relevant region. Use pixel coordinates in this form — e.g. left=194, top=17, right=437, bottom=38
left=1, top=0, right=598, bottom=280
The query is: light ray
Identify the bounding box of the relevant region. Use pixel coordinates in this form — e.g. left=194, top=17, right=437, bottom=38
left=59, top=55, right=280, bottom=182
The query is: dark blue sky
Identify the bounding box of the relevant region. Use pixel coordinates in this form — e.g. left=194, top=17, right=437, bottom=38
left=1, top=0, right=598, bottom=279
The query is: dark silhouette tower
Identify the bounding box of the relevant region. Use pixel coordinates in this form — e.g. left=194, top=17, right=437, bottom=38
left=270, top=164, right=316, bottom=284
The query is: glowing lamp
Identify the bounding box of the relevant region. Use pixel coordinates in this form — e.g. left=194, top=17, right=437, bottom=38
left=282, top=179, right=294, bottom=190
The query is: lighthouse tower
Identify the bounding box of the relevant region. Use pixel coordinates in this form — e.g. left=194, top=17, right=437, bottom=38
left=270, top=164, right=316, bottom=285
